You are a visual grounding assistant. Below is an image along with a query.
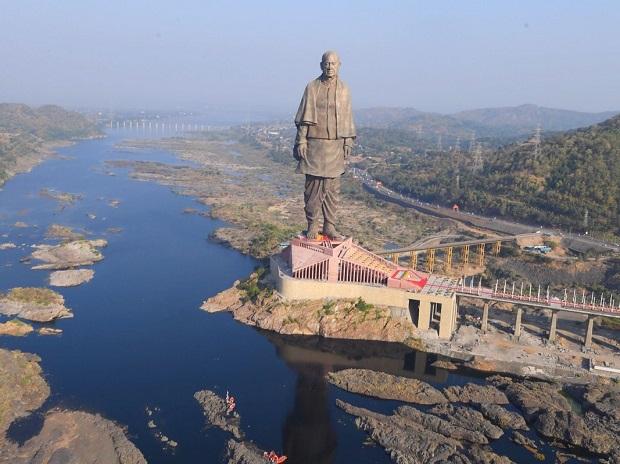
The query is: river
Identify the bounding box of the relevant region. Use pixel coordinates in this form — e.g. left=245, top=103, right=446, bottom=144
left=0, top=131, right=567, bottom=463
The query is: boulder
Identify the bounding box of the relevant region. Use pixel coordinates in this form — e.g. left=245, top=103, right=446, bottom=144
left=327, top=368, right=447, bottom=404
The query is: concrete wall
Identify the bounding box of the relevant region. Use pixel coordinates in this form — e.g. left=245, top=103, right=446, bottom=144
left=271, top=256, right=458, bottom=338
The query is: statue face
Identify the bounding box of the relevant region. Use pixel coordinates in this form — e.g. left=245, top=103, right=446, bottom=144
left=320, top=54, right=340, bottom=79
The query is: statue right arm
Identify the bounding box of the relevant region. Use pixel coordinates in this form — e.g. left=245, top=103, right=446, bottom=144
left=294, top=125, right=308, bottom=160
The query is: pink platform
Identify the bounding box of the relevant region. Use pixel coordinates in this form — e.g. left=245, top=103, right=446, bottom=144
left=280, top=236, right=428, bottom=290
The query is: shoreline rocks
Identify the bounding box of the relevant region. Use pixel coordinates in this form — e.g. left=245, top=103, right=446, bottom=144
left=0, top=287, right=72, bottom=322
left=336, top=399, right=513, bottom=464
left=327, top=368, right=447, bottom=404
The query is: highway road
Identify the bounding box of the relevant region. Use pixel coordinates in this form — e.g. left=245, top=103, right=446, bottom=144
left=349, top=167, right=619, bottom=254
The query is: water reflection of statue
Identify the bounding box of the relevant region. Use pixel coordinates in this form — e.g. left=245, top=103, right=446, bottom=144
left=294, top=51, right=356, bottom=240
left=282, top=364, right=337, bottom=464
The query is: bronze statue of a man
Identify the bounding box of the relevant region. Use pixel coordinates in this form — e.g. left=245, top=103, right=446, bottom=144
left=294, top=50, right=356, bottom=240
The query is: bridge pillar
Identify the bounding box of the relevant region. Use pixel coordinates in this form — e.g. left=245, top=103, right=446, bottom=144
left=439, top=299, right=457, bottom=339
left=481, top=302, right=489, bottom=333
left=427, top=248, right=436, bottom=273
left=513, top=307, right=523, bottom=340
left=392, top=253, right=399, bottom=264
left=584, top=316, right=594, bottom=350
left=548, top=310, right=558, bottom=343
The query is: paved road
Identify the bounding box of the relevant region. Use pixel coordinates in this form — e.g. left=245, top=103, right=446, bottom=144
left=350, top=167, right=619, bottom=254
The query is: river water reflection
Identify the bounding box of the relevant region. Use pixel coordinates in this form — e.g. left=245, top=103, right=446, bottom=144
left=0, top=132, right=560, bottom=463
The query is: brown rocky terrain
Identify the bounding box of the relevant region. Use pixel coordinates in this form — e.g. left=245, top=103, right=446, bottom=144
left=333, top=368, right=620, bottom=463
left=29, top=238, right=106, bottom=270
left=0, top=319, right=34, bottom=336
left=193, top=389, right=282, bottom=464
left=0, top=348, right=146, bottom=463
left=0, top=287, right=72, bottom=322
left=201, top=272, right=417, bottom=344
left=110, top=136, right=448, bottom=257
left=0, top=349, right=50, bottom=441
left=49, top=268, right=95, bottom=286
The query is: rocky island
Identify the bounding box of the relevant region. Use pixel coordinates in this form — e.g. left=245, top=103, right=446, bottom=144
left=0, top=347, right=146, bottom=463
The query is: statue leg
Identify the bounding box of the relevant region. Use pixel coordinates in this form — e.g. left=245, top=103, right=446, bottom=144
left=304, top=175, right=323, bottom=239
left=322, top=177, right=342, bottom=239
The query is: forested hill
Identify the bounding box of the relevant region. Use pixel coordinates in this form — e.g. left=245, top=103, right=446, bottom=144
left=0, top=103, right=99, bottom=139
left=370, top=114, right=620, bottom=234
left=0, top=103, right=101, bottom=185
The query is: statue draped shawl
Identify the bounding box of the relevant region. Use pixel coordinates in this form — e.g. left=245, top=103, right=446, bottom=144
left=294, top=77, right=356, bottom=139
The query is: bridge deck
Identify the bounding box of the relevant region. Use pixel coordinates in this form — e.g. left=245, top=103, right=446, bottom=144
left=448, top=286, right=620, bottom=318
left=377, top=235, right=531, bottom=255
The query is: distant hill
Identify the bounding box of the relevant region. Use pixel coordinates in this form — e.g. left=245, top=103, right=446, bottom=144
left=454, top=104, right=618, bottom=134
left=0, top=103, right=100, bottom=185
left=370, top=113, right=620, bottom=234
left=355, top=104, right=618, bottom=143
left=0, top=103, right=99, bottom=140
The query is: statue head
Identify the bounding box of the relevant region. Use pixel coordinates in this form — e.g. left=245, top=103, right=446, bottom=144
left=320, top=51, right=340, bottom=80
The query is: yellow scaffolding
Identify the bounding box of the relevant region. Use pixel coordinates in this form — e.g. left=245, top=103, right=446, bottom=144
left=493, top=241, right=501, bottom=256
left=392, top=253, right=399, bottom=264
left=477, top=243, right=485, bottom=266
left=410, top=251, right=418, bottom=270
left=462, top=245, right=470, bottom=266
left=445, top=246, right=453, bottom=271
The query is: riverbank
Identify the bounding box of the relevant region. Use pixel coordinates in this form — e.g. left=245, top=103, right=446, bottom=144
left=202, top=271, right=620, bottom=382
left=110, top=136, right=455, bottom=257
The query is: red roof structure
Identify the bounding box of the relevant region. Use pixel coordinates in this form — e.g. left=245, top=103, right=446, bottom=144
left=282, top=236, right=428, bottom=290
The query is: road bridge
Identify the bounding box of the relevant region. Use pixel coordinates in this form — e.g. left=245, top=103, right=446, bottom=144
left=431, top=276, right=620, bottom=349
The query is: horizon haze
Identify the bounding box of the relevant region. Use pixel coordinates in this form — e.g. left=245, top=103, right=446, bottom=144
left=1, top=1, right=619, bottom=115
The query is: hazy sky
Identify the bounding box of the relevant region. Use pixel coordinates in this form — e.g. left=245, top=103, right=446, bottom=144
left=1, top=1, right=619, bottom=115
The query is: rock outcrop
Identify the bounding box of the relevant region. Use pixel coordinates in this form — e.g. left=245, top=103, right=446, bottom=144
left=429, top=404, right=504, bottom=440
left=443, top=383, right=509, bottom=404
left=0, top=287, right=72, bottom=322
left=0, top=349, right=50, bottom=439
left=327, top=368, right=447, bottom=404
left=479, top=403, right=528, bottom=431
left=0, top=319, right=34, bottom=336
left=30, top=239, right=106, bottom=270
left=49, top=268, right=94, bottom=286
left=8, top=410, right=146, bottom=464
left=193, top=389, right=244, bottom=439
left=201, top=277, right=417, bottom=343
left=225, top=439, right=268, bottom=464
left=336, top=400, right=513, bottom=464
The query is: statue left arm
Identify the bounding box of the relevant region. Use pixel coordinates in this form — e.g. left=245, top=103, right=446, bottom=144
left=343, top=137, right=354, bottom=158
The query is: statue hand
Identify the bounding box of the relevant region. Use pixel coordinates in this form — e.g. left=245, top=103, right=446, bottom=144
left=296, top=143, right=307, bottom=161
left=344, top=145, right=351, bottom=159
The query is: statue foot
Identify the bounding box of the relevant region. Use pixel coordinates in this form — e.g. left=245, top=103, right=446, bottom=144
left=322, top=224, right=345, bottom=241
left=306, top=223, right=321, bottom=240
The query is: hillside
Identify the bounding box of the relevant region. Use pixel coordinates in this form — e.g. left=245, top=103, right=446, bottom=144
left=0, top=103, right=100, bottom=185
left=454, top=104, right=618, bottom=134
left=370, top=114, right=620, bottom=234
left=356, top=104, right=618, bottom=143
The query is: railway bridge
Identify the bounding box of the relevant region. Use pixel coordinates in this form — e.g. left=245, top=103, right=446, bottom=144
left=376, top=235, right=537, bottom=272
